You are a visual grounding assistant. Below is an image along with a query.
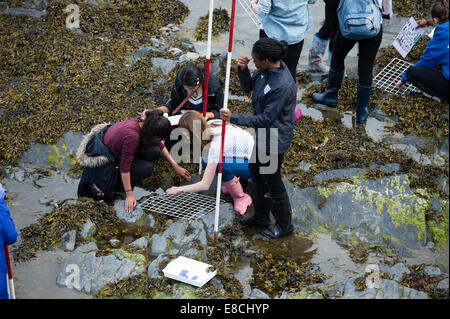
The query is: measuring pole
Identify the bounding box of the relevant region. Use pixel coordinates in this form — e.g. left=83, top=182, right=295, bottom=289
left=213, top=0, right=237, bottom=247
left=199, top=0, right=215, bottom=176
left=4, top=245, right=15, bottom=299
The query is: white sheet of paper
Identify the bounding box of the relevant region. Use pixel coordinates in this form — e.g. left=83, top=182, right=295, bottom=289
left=393, top=17, right=425, bottom=58
left=168, top=114, right=182, bottom=126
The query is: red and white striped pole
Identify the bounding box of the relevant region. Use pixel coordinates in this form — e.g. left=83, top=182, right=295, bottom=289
left=199, top=0, right=215, bottom=176
left=213, top=0, right=237, bottom=247
left=4, top=245, right=15, bottom=299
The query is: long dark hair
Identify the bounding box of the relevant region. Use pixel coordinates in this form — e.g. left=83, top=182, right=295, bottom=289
left=140, top=109, right=171, bottom=149
left=252, top=37, right=289, bottom=63
left=432, top=1, right=449, bottom=23
left=178, top=64, right=204, bottom=87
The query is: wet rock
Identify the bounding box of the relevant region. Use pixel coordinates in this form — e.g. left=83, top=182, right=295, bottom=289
left=179, top=52, right=200, bottom=62
left=80, top=218, right=96, bottom=240
left=438, top=137, right=449, bottom=159
left=277, top=289, right=324, bottom=299
left=169, top=47, right=183, bottom=58
left=84, top=0, right=110, bottom=7
left=298, top=160, right=312, bottom=172
left=128, top=47, right=153, bottom=65
left=56, top=250, right=145, bottom=295
left=424, top=266, right=441, bottom=277
left=146, top=214, right=155, bottom=229
left=368, top=163, right=401, bottom=174
left=288, top=175, right=429, bottom=255
left=249, top=288, right=270, bottom=299
left=20, top=131, right=84, bottom=172
left=193, top=42, right=207, bottom=57
left=152, top=57, right=177, bottom=76
left=114, top=200, right=143, bottom=224
left=128, top=237, right=148, bottom=250
left=147, top=254, right=168, bottom=279
left=437, top=278, right=449, bottom=290
left=73, top=242, right=98, bottom=254
left=382, top=263, right=411, bottom=281
left=12, top=169, right=25, bottom=182
left=39, top=197, right=55, bottom=207
left=149, top=234, right=167, bottom=256
left=1, top=7, right=48, bottom=19
left=201, top=202, right=235, bottom=236
left=313, top=167, right=365, bottom=183
left=62, top=230, right=76, bottom=252
left=342, top=277, right=429, bottom=299
left=389, top=143, right=444, bottom=166
left=109, top=239, right=120, bottom=248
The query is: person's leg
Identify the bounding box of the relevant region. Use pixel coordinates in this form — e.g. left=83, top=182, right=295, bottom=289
left=259, top=152, right=294, bottom=238
left=283, top=40, right=304, bottom=82
left=129, top=145, right=161, bottom=186
left=221, top=158, right=252, bottom=215
left=241, top=149, right=271, bottom=226
left=355, top=29, right=383, bottom=124
left=406, top=66, right=449, bottom=101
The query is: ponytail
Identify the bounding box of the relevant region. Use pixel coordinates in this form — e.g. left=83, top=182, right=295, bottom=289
left=179, top=64, right=204, bottom=87
left=252, top=37, right=289, bottom=63
left=140, top=109, right=171, bottom=149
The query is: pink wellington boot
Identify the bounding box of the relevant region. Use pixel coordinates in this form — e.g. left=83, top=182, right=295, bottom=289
left=294, top=84, right=302, bottom=123
left=222, top=176, right=252, bottom=215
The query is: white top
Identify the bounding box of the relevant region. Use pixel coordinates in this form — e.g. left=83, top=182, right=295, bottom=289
left=204, top=124, right=254, bottom=160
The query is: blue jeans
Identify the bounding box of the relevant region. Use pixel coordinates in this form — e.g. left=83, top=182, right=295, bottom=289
left=202, top=158, right=251, bottom=183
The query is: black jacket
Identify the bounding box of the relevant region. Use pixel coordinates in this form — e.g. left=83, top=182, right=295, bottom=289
left=165, top=72, right=224, bottom=119
left=76, top=123, right=119, bottom=203
left=231, top=61, right=296, bottom=154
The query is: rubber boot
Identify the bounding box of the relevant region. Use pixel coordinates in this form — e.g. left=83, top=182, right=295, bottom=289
left=355, top=83, right=373, bottom=124
left=223, top=176, right=252, bottom=215
left=294, top=83, right=302, bottom=123
left=239, top=179, right=271, bottom=227
left=311, top=68, right=345, bottom=108
left=308, top=34, right=329, bottom=73
left=260, top=192, right=294, bottom=239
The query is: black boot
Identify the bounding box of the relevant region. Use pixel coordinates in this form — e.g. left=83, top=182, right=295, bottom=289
left=260, top=192, right=294, bottom=239
left=355, top=83, right=372, bottom=124
left=239, top=179, right=271, bottom=227
left=311, top=68, right=345, bottom=108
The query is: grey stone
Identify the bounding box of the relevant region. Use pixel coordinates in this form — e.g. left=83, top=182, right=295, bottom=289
left=150, top=37, right=160, bottom=47
left=152, top=58, right=177, bottom=76
left=39, top=197, right=54, bottom=206
left=298, top=160, right=312, bottom=172
left=437, top=278, right=449, bottom=290
left=109, top=239, right=120, bottom=248
left=389, top=263, right=410, bottom=281
left=114, top=200, right=143, bottom=223
left=201, top=202, right=235, bottom=236
left=249, top=288, right=270, bottom=299
left=80, top=218, right=96, bottom=240
left=12, top=169, right=25, bottom=182
left=128, top=237, right=148, bottom=250
left=147, top=254, right=168, bottom=279
left=179, top=52, right=200, bottom=63
left=424, top=266, right=441, bottom=277
left=129, top=47, right=152, bottom=64
left=169, top=47, right=183, bottom=58
left=146, top=214, right=156, bottom=229
left=243, top=284, right=252, bottom=298
left=193, top=42, right=207, bottom=57
left=62, top=230, right=76, bottom=252
left=150, top=234, right=167, bottom=256
left=73, top=242, right=98, bottom=254
left=313, top=167, right=365, bottom=183
left=1, top=7, right=47, bottom=19
left=438, top=137, right=449, bottom=159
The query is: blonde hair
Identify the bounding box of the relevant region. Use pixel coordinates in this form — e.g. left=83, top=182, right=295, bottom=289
left=178, top=111, right=219, bottom=149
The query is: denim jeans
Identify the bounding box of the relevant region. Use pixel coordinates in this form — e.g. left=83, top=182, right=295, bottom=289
left=201, top=157, right=251, bottom=183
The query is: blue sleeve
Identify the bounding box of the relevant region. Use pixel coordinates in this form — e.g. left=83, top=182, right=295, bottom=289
left=0, top=200, right=18, bottom=246
left=258, top=0, right=271, bottom=19
left=230, top=86, right=288, bottom=128
left=403, top=37, right=440, bottom=83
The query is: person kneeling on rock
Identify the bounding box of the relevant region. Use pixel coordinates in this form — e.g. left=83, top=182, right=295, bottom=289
left=166, top=111, right=254, bottom=215
left=77, top=110, right=191, bottom=213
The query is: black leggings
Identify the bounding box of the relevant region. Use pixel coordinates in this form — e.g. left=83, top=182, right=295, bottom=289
left=117, top=145, right=162, bottom=189
left=406, top=66, right=449, bottom=101
left=249, top=148, right=286, bottom=197
left=260, top=29, right=304, bottom=82
left=331, top=27, right=383, bottom=86
left=322, top=0, right=340, bottom=52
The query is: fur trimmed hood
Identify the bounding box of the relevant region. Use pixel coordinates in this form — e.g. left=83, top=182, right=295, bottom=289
left=76, top=123, right=112, bottom=168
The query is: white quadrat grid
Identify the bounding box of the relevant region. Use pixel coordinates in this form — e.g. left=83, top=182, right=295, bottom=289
left=139, top=192, right=226, bottom=222
left=373, top=58, right=422, bottom=96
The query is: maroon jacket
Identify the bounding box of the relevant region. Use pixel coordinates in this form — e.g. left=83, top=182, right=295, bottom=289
left=103, top=118, right=164, bottom=173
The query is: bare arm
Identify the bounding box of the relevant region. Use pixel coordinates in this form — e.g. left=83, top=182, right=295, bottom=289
left=121, top=172, right=136, bottom=213
left=166, top=158, right=218, bottom=194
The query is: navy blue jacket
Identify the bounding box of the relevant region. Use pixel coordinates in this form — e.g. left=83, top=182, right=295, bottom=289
left=0, top=192, right=17, bottom=299
left=230, top=61, right=296, bottom=154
